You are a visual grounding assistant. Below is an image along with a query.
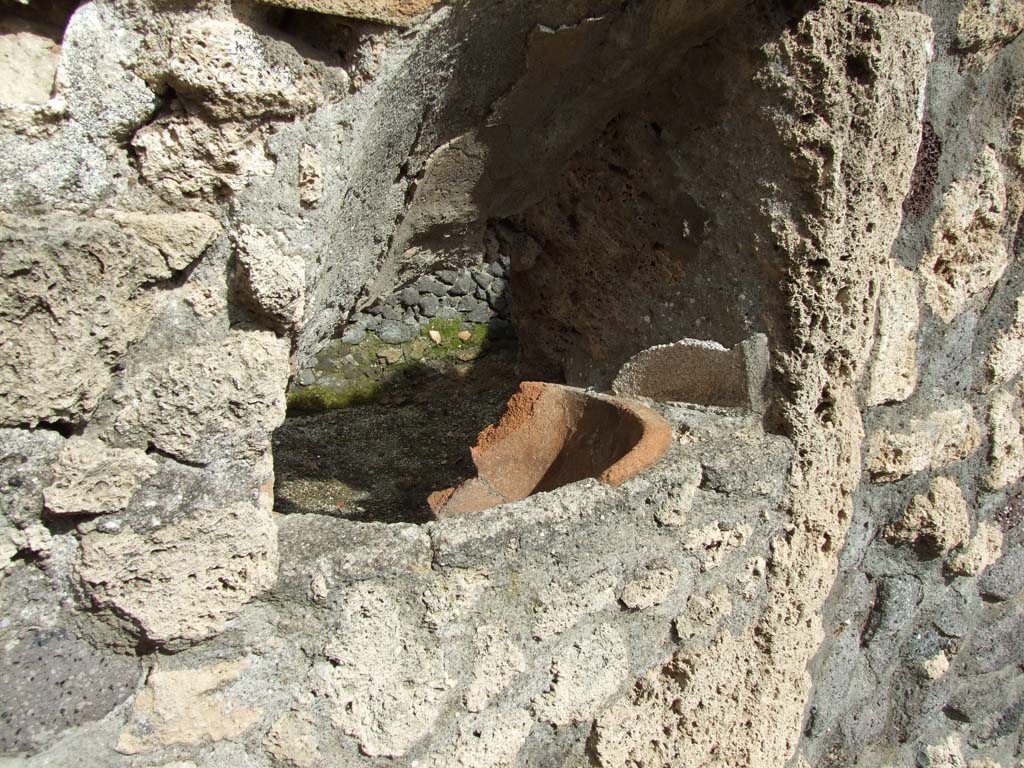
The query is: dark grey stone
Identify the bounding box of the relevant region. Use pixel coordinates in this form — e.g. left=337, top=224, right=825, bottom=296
left=381, top=304, right=404, bottom=321
left=378, top=320, right=417, bottom=344
left=0, top=429, right=63, bottom=528
left=341, top=327, right=366, bottom=345
left=979, top=547, right=1023, bottom=601
left=0, top=628, right=139, bottom=756
left=418, top=294, right=440, bottom=317
left=465, top=305, right=494, bottom=323
left=436, top=269, right=459, bottom=285
left=436, top=307, right=460, bottom=320
left=486, top=261, right=506, bottom=278
left=398, top=287, right=420, bottom=307
left=457, top=295, right=481, bottom=312
left=415, top=276, right=447, bottom=296
left=472, top=271, right=494, bottom=289
left=449, top=274, right=476, bottom=296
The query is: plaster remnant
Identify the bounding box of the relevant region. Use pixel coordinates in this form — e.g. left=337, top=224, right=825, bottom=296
left=984, top=389, right=1024, bottom=490
left=532, top=624, right=629, bottom=726
left=945, top=521, right=1004, bottom=577
left=621, top=561, right=679, bottom=610
left=465, top=624, right=526, bottom=712
left=78, top=502, right=279, bottom=647
left=316, top=582, right=446, bottom=757
left=116, top=660, right=261, bottom=754
left=920, top=147, right=1009, bottom=323
left=885, top=476, right=971, bottom=556
left=865, top=406, right=982, bottom=482
left=865, top=261, right=920, bottom=405
left=43, top=437, right=157, bottom=516
left=235, top=228, right=307, bottom=330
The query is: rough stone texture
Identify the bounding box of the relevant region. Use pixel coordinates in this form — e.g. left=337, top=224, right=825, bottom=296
left=132, top=112, right=277, bottom=202
left=77, top=502, right=279, bottom=647
left=43, top=437, right=158, bottom=517
left=984, top=388, right=1024, bottom=490
left=865, top=407, right=983, bottom=482
left=234, top=228, right=306, bottom=330
left=0, top=0, right=1021, bottom=766
left=256, top=0, right=436, bottom=26
left=116, top=659, right=263, bottom=754
left=865, top=261, right=921, bottom=406
left=0, top=212, right=218, bottom=427
left=0, top=18, right=60, bottom=105
left=166, top=17, right=324, bottom=121
left=886, top=476, right=971, bottom=557
left=314, top=581, right=447, bottom=757
left=920, top=146, right=1010, bottom=323
left=612, top=334, right=769, bottom=412
left=97, top=330, right=290, bottom=464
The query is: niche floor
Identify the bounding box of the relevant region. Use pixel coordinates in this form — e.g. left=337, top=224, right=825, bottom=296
left=272, top=335, right=520, bottom=524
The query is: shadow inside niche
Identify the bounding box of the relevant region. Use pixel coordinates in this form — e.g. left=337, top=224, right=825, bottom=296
left=272, top=326, right=522, bottom=525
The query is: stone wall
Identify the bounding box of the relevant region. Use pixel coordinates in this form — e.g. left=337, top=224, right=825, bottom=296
left=0, top=0, right=1021, bottom=765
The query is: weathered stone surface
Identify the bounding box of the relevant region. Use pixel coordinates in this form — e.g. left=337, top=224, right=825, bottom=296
left=532, top=572, right=617, bottom=639
left=100, top=210, right=223, bottom=271
left=612, top=334, right=769, bottom=412
left=116, top=659, right=263, bottom=754
left=920, top=147, right=1009, bottom=323
left=166, top=18, right=323, bottom=120
left=77, top=502, right=279, bottom=646
left=235, top=228, right=306, bottom=329
left=0, top=18, right=60, bottom=105
left=0, top=213, right=213, bottom=427
left=885, top=476, right=971, bottom=557
left=255, top=0, right=436, bottom=26
left=865, top=261, right=920, bottom=405
left=424, top=708, right=533, bottom=768
left=315, top=582, right=446, bottom=757
left=865, top=407, right=982, bottom=482
left=55, top=2, right=158, bottom=139
left=621, top=561, right=679, bottom=610
left=532, top=624, right=629, bottom=726
left=984, top=389, right=1024, bottom=490
left=0, top=428, right=63, bottom=529
left=987, top=294, right=1024, bottom=385
left=43, top=437, right=157, bottom=516
left=100, top=330, right=289, bottom=464
left=956, top=0, right=1024, bottom=54
left=264, top=711, right=319, bottom=768
left=132, top=113, right=276, bottom=201
left=0, top=628, right=140, bottom=755
left=298, top=144, right=323, bottom=207
left=945, top=521, right=1004, bottom=577
left=465, top=625, right=526, bottom=712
